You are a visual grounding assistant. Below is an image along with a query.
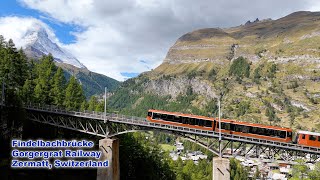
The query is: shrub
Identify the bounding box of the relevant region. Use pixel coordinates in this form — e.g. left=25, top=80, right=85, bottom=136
left=229, top=56, right=250, bottom=78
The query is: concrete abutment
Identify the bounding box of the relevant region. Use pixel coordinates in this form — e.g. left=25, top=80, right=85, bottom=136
left=212, top=157, right=230, bottom=180
left=97, top=138, right=120, bottom=180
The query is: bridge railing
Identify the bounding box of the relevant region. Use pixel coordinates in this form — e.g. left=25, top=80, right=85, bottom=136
left=24, top=103, right=147, bottom=122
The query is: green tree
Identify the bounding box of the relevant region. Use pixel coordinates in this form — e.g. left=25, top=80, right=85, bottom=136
left=229, top=56, right=250, bottom=78
left=236, top=101, right=250, bottom=117
left=253, top=65, right=262, bottom=84
left=80, top=100, right=87, bottom=111
left=88, top=96, right=98, bottom=111
left=267, top=63, right=277, bottom=78
left=50, top=67, right=66, bottom=106
left=20, top=79, right=34, bottom=103
left=64, top=76, right=85, bottom=110
left=33, top=54, right=57, bottom=104
left=291, top=159, right=309, bottom=180
left=308, top=162, right=320, bottom=179
left=230, top=158, right=248, bottom=180
left=95, top=101, right=104, bottom=112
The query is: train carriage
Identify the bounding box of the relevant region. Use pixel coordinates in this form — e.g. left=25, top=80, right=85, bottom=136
left=147, top=109, right=293, bottom=143
left=295, top=130, right=320, bottom=147
left=147, top=109, right=215, bottom=131
left=216, top=119, right=293, bottom=143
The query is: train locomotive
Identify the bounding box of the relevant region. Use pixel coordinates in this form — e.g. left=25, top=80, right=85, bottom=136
left=147, top=109, right=320, bottom=148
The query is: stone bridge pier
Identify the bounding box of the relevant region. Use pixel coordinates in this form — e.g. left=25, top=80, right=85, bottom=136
left=212, top=157, right=230, bottom=180
left=97, top=138, right=120, bottom=180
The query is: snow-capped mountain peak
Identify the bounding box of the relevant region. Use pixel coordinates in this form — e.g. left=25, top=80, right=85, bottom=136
left=22, top=26, right=86, bottom=69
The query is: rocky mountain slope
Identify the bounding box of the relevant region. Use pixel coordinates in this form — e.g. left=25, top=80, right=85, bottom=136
left=109, top=11, right=320, bottom=131
left=21, top=26, right=120, bottom=97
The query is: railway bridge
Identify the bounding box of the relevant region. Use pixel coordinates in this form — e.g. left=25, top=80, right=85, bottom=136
left=3, top=103, right=320, bottom=180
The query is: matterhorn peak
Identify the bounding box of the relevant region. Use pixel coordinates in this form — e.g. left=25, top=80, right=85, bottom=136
left=21, top=25, right=86, bottom=69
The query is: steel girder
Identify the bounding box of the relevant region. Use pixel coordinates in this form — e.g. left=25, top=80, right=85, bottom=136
left=27, top=111, right=150, bottom=138
left=177, top=133, right=320, bottom=162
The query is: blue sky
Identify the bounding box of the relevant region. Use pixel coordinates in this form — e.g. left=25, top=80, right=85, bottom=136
left=0, top=0, right=78, bottom=44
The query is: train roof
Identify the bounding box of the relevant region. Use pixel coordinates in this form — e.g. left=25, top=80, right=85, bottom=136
left=149, top=109, right=292, bottom=131
left=298, top=130, right=320, bottom=137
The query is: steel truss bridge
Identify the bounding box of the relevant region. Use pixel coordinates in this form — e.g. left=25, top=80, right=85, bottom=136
left=20, top=104, right=320, bottom=162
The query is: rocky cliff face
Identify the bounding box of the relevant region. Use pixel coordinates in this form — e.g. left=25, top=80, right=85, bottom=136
left=110, top=11, right=320, bottom=131
left=144, top=77, right=217, bottom=99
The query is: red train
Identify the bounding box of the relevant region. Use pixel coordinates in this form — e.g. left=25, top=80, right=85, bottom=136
left=147, top=109, right=320, bottom=148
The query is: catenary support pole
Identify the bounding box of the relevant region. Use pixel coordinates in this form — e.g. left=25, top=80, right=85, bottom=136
left=104, top=87, right=107, bottom=123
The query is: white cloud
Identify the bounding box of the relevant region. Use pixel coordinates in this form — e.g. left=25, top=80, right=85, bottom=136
left=1, top=0, right=319, bottom=81
left=0, top=16, right=58, bottom=48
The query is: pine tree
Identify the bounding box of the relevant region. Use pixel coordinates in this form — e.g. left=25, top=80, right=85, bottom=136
left=95, top=101, right=104, bottom=112
left=13, top=49, right=28, bottom=88
left=0, top=35, right=5, bottom=48
left=7, top=39, right=16, bottom=51
left=20, top=79, right=34, bottom=103
left=33, top=54, right=57, bottom=104
left=50, top=67, right=66, bottom=107
left=64, top=76, right=85, bottom=110
left=80, top=100, right=87, bottom=111
left=88, top=96, right=98, bottom=111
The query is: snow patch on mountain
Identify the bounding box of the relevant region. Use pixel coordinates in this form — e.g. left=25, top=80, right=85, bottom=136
left=22, top=26, right=86, bottom=68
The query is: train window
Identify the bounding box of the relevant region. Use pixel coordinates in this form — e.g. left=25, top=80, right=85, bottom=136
left=195, top=119, right=199, bottom=125
left=225, top=123, right=230, bottom=130
left=147, top=112, right=152, bottom=117
left=242, top=126, right=250, bottom=133
left=199, top=120, right=204, bottom=126
left=280, top=131, right=286, bottom=138
left=235, top=125, right=242, bottom=132
left=205, top=121, right=212, bottom=127
left=182, top=117, right=188, bottom=124
left=161, top=114, right=167, bottom=120
left=268, top=129, right=276, bottom=136
left=230, top=124, right=235, bottom=131
left=309, top=135, right=316, bottom=141
left=153, top=113, right=160, bottom=119
left=265, top=129, right=271, bottom=136
left=302, top=134, right=305, bottom=139
left=173, top=116, right=180, bottom=123
left=318, top=136, right=320, bottom=142
left=258, top=128, right=266, bottom=135
left=190, top=118, right=195, bottom=125
left=221, top=123, right=226, bottom=129
left=251, top=127, right=257, bottom=134
left=167, top=115, right=174, bottom=121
